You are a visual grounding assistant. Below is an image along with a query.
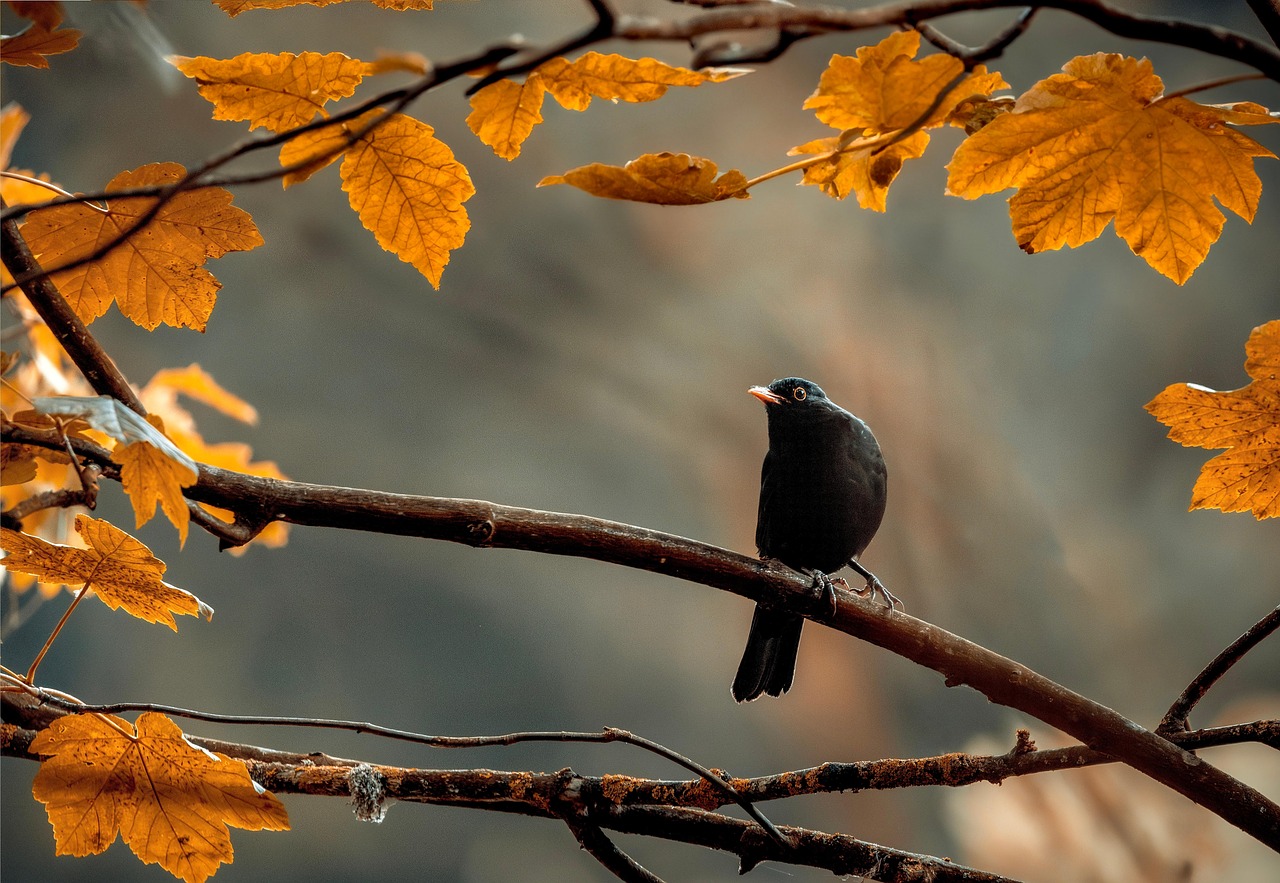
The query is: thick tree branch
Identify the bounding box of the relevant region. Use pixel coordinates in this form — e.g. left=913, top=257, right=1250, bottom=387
left=3, top=423, right=1278, bottom=849
left=0, top=214, right=143, bottom=412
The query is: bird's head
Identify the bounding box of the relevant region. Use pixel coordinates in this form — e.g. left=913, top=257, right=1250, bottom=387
left=748, top=377, right=829, bottom=408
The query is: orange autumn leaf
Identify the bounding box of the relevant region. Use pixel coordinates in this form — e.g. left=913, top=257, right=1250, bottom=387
left=467, top=77, right=546, bottom=161
left=1, top=443, right=39, bottom=485
left=172, top=51, right=371, bottom=133
left=278, top=116, right=353, bottom=187
left=0, top=514, right=213, bottom=628
left=146, top=364, right=259, bottom=425
left=947, top=54, right=1278, bottom=284
left=18, top=162, right=263, bottom=329
left=539, top=152, right=749, bottom=205
left=0, top=22, right=81, bottom=69
left=363, top=49, right=430, bottom=76
left=468, top=52, right=747, bottom=160
left=538, top=52, right=747, bottom=110
left=334, top=109, right=474, bottom=288
left=113, top=438, right=200, bottom=545
left=791, top=31, right=1005, bottom=212
left=790, top=130, right=930, bottom=211
left=31, top=712, right=289, bottom=883
left=1, top=103, right=32, bottom=167
left=805, top=31, right=1006, bottom=133
left=1146, top=320, right=1280, bottom=519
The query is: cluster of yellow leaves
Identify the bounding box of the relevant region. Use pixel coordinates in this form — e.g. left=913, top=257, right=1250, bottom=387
left=141, top=365, right=290, bottom=552
left=173, top=49, right=741, bottom=286
left=467, top=52, right=747, bottom=161
left=173, top=51, right=472, bottom=288
left=1146, top=321, right=1280, bottom=519
left=0, top=1, right=80, bottom=69
left=533, top=33, right=1275, bottom=284
left=536, top=31, right=1003, bottom=207
left=31, top=711, right=289, bottom=883
left=2, top=363, right=287, bottom=552
left=948, top=54, right=1278, bottom=284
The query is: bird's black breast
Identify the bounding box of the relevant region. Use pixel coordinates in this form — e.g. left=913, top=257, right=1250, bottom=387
left=755, top=407, right=886, bottom=574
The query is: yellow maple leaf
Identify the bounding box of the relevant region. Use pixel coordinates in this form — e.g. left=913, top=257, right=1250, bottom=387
left=138, top=372, right=290, bottom=553
left=805, top=31, right=1006, bottom=133
left=0, top=514, right=213, bottom=628
left=113, top=437, right=200, bottom=545
left=0, top=22, right=81, bottom=69
left=790, top=130, right=930, bottom=210
left=947, top=54, right=1278, bottom=284
left=539, top=152, right=749, bottom=205
left=1146, top=321, right=1280, bottom=519
left=788, top=31, right=1005, bottom=212
left=468, top=53, right=746, bottom=160
left=18, top=163, right=263, bottom=328
left=145, top=364, right=259, bottom=424
left=31, top=711, right=289, bottom=883
left=172, top=51, right=370, bottom=133
left=335, top=109, right=474, bottom=288
left=1, top=103, right=31, bottom=167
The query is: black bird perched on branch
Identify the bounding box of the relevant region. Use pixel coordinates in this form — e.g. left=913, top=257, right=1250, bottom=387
left=732, top=377, right=896, bottom=702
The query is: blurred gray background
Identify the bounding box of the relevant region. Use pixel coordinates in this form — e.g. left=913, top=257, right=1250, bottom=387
left=2, top=1, right=1277, bottom=881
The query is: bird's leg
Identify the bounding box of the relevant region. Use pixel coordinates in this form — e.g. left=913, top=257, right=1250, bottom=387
left=801, top=569, right=839, bottom=620
left=848, top=559, right=902, bottom=611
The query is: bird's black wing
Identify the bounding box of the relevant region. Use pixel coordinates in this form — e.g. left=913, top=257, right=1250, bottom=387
left=754, top=449, right=775, bottom=555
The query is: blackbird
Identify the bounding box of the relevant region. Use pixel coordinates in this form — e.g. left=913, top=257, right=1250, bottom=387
left=732, top=377, right=895, bottom=702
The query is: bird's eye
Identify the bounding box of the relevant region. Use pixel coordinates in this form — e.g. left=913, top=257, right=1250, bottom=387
left=792, top=387, right=806, bottom=401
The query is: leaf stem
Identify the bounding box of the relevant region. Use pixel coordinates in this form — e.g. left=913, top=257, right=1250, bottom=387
left=1163, top=72, right=1267, bottom=100
left=24, top=580, right=92, bottom=683
left=0, top=172, right=108, bottom=213
left=741, top=133, right=893, bottom=191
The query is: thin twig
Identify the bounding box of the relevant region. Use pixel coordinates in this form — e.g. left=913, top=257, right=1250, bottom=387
left=0, top=172, right=107, bottom=212
left=24, top=689, right=789, bottom=848
left=1163, top=72, right=1268, bottom=100
left=0, top=42, right=524, bottom=294
left=464, top=0, right=616, bottom=94
left=564, top=818, right=667, bottom=883
left=1159, top=605, right=1280, bottom=734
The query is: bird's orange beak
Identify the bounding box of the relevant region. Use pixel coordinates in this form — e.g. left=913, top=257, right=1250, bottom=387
left=749, top=386, right=785, bottom=405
